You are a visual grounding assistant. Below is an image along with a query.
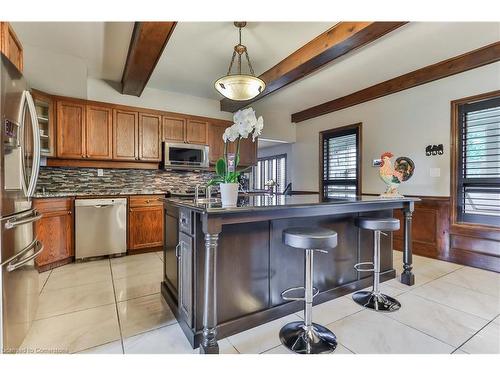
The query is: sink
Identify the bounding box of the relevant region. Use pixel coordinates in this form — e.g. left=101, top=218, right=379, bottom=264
left=194, top=197, right=221, bottom=204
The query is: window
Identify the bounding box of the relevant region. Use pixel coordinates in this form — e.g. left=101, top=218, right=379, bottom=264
left=253, top=154, right=287, bottom=193
left=320, top=123, right=361, bottom=199
left=456, top=95, right=500, bottom=226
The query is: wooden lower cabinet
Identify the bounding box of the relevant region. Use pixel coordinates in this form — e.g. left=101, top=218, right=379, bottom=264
left=34, top=198, right=74, bottom=271
left=128, top=195, right=164, bottom=253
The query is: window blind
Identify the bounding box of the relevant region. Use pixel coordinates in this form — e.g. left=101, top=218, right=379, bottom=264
left=322, top=127, right=360, bottom=198
left=457, top=96, right=500, bottom=226
left=253, top=154, right=287, bottom=193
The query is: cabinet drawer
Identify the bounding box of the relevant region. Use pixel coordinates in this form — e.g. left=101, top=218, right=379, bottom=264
left=129, top=195, right=163, bottom=208
left=34, top=198, right=72, bottom=213
left=179, top=208, right=192, bottom=235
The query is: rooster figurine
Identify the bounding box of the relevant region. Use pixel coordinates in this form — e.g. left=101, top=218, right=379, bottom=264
left=379, top=152, right=415, bottom=197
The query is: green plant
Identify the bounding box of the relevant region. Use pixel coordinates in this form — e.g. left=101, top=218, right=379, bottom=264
left=208, top=140, right=251, bottom=185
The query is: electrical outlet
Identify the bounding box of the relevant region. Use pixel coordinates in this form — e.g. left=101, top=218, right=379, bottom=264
left=429, top=168, right=441, bottom=177
left=97, top=169, right=104, bottom=177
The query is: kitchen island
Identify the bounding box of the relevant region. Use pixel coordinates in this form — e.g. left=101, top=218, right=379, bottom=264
left=161, top=194, right=417, bottom=354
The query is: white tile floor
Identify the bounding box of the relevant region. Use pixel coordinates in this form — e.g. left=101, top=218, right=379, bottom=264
left=20, top=250, right=500, bottom=354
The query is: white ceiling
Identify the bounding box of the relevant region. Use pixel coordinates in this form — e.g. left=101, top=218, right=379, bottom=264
left=11, top=22, right=134, bottom=81
left=253, top=22, right=500, bottom=118
left=10, top=21, right=500, bottom=119
left=147, top=22, right=333, bottom=99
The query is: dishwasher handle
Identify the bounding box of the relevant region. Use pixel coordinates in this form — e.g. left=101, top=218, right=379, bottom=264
left=93, top=204, right=113, bottom=208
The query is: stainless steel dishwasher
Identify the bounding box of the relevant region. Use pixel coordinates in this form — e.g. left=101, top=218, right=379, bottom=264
left=75, top=198, right=127, bottom=260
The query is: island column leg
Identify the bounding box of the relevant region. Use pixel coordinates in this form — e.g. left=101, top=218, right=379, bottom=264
left=200, top=231, right=220, bottom=354
left=401, top=202, right=415, bottom=286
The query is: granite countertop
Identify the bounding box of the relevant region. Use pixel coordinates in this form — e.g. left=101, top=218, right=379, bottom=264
left=33, top=189, right=171, bottom=198
left=164, top=194, right=419, bottom=214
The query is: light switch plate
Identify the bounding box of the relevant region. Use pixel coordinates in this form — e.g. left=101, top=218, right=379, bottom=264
left=429, top=168, right=441, bottom=177
left=97, top=168, right=104, bottom=177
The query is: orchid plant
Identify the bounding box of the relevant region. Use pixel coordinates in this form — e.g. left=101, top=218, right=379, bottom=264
left=208, top=107, right=264, bottom=185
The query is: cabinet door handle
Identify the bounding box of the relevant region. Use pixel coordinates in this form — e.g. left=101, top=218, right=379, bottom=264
left=175, top=242, right=181, bottom=258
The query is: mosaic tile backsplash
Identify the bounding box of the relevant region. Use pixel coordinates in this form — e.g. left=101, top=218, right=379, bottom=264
left=34, top=167, right=214, bottom=197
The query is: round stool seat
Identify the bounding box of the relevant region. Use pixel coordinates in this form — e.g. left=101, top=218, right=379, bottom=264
left=355, top=217, right=400, bottom=232
left=283, top=227, right=338, bottom=249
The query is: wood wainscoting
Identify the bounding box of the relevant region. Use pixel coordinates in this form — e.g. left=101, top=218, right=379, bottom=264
left=392, top=196, right=499, bottom=273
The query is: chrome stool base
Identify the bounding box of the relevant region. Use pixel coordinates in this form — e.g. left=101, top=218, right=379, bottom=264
left=352, top=290, right=401, bottom=312
left=279, top=321, right=337, bottom=354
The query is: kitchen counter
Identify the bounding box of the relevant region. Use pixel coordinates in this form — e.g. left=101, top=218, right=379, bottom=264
left=161, top=194, right=418, bottom=353
left=33, top=190, right=171, bottom=198
left=165, top=194, right=419, bottom=214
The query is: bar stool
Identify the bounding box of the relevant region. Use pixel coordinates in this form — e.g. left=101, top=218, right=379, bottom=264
left=279, top=227, right=338, bottom=354
left=353, top=217, right=401, bottom=312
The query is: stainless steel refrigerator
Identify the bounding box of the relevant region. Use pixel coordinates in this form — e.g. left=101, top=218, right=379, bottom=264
left=0, top=54, right=42, bottom=353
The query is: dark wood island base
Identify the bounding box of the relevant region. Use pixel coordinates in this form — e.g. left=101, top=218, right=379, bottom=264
left=161, top=195, right=417, bottom=353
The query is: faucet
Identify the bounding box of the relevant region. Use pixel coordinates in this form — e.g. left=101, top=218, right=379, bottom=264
left=195, top=184, right=212, bottom=203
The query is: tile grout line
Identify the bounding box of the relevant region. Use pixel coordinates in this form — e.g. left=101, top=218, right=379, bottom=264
left=406, top=287, right=498, bottom=321
left=455, top=313, right=500, bottom=353
left=39, top=269, right=52, bottom=295
left=108, top=258, right=125, bottom=355
left=33, top=302, right=117, bottom=322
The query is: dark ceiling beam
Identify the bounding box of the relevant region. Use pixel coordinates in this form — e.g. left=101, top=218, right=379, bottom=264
left=292, top=41, right=500, bottom=123
left=121, top=22, right=177, bottom=96
left=220, top=21, right=408, bottom=113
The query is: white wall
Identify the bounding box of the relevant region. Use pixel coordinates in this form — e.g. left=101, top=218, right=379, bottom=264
left=23, top=44, right=88, bottom=98
left=87, top=78, right=232, bottom=120
left=252, top=105, right=296, bottom=143
left=292, top=62, right=500, bottom=196
left=22, top=43, right=232, bottom=121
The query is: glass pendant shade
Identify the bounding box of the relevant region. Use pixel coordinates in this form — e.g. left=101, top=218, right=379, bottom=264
left=215, top=74, right=266, bottom=101
left=215, top=22, right=266, bottom=101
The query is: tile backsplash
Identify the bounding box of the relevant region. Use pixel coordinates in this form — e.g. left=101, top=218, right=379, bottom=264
left=35, top=167, right=213, bottom=196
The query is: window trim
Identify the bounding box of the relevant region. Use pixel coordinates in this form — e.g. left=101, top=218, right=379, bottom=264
left=450, top=90, right=500, bottom=232
left=319, top=123, right=362, bottom=199
left=253, top=153, right=287, bottom=193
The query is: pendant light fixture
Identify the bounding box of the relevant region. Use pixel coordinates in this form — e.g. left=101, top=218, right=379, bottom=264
left=215, top=22, right=266, bottom=101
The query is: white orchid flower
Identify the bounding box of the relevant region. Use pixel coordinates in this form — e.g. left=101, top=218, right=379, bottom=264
left=222, top=124, right=240, bottom=143
left=252, top=116, right=264, bottom=141
left=226, top=107, right=263, bottom=142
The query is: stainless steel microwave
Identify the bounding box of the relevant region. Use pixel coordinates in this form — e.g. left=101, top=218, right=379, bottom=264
left=162, top=142, right=210, bottom=169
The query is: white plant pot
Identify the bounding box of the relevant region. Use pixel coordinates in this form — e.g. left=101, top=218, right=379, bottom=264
left=220, top=183, right=238, bottom=207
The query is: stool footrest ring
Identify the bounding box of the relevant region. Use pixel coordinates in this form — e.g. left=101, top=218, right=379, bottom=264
left=281, top=286, right=319, bottom=301
left=354, top=262, right=375, bottom=272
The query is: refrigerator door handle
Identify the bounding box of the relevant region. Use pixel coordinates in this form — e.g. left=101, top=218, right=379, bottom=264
left=1, top=237, right=40, bottom=267
left=4, top=209, right=42, bottom=229
left=25, top=90, right=41, bottom=198
left=6, top=240, right=44, bottom=272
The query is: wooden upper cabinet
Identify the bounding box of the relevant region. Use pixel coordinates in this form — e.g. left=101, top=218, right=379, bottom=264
left=162, top=116, right=185, bottom=143
left=0, top=22, right=23, bottom=72
left=86, top=105, right=113, bottom=160
left=113, top=109, right=138, bottom=161
left=186, top=119, right=208, bottom=145
left=32, top=89, right=55, bottom=158
left=139, top=112, right=161, bottom=161
left=238, top=137, right=258, bottom=166
left=56, top=100, right=86, bottom=159
left=208, top=122, right=229, bottom=164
